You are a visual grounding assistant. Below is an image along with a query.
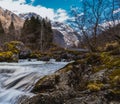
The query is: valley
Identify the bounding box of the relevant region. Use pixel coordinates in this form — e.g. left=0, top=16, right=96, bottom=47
left=0, top=0, right=120, bottom=103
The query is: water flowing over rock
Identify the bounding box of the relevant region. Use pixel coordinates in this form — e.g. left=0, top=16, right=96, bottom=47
left=0, top=60, right=68, bottom=104
left=21, top=53, right=120, bottom=104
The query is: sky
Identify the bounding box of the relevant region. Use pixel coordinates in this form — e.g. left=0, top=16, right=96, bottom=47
left=0, top=0, right=82, bottom=22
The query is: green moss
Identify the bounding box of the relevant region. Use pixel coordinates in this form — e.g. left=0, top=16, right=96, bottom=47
left=30, top=52, right=41, bottom=58
left=100, top=52, right=120, bottom=68
left=35, top=76, right=48, bottom=86
left=109, top=69, right=120, bottom=83
left=66, top=50, right=81, bottom=56
left=89, top=52, right=120, bottom=73
left=87, top=82, right=104, bottom=91
left=110, top=89, right=120, bottom=94
left=57, top=63, right=74, bottom=73
left=4, top=41, right=23, bottom=54
left=32, top=75, right=48, bottom=92
left=49, top=44, right=64, bottom=52
left=0, top=51, right=17, bottom=62
left=92, top=65, right=106, bottom=73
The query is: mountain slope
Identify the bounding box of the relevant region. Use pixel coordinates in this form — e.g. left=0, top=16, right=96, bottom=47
left=0, top=8, right=80, bottom=48
left=52, top=22, right=80, bottom=48
left=19, top=12, right=81, bottom=48
left=19, top=12, right=42, bottom=20
left=0, top=7, right=24, bottom=32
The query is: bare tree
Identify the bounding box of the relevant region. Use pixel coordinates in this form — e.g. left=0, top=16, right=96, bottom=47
left=71, top=0, right=120, bottom=51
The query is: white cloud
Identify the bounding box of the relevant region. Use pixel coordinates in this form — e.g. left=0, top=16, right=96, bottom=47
left=30, top=0, right=35, bottom=4
left=54, top=8, right=69, bottom=22
left=0, top=0, right=69, bottom=22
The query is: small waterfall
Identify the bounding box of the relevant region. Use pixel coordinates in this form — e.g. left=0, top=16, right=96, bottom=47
left=0, top=60, right=68, bottom=104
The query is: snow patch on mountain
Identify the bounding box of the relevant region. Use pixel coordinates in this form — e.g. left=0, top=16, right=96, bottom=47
left=52, top=22, right=80, bottom=48
left=19, top=12, right=42, bottom=20
left=100, top=20, right=120, bottom=29
left=19, top=12, right=80, bottom=48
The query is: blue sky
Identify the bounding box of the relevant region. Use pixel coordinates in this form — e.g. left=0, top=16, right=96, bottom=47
left=30, top=0, right=81, bottom=10
left=0, top=0, right=82, bottom=22
left=0, top=0, right=119, bottom=22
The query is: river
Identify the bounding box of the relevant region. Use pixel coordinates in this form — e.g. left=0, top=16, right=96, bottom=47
left=0, top=59, right=68, bottom=104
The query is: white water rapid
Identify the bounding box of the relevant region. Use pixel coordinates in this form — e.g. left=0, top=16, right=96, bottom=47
left=0, top=59, right=68, bottom=104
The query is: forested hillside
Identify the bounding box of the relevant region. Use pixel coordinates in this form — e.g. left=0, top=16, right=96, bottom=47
left=21, top=16, right=53, bottom=51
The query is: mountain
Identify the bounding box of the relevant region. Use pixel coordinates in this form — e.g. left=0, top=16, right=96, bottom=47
left=0, top=7, right=80, bottom=48
left=19, top=12, right=42, bottom=20
left=19, top=12, right=80, bottom=48
left=0, top=7, right=24, bottom=32
left=52, top=22, right=80, bottom=48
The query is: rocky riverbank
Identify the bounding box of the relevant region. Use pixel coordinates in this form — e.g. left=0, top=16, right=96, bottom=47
left=0, top=41, right=31, bottom=62
left=20, top=50, right=120, bottom=104
left=0, top=41, right=88, bottom=62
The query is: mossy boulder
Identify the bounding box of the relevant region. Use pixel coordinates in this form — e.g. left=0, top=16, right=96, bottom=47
left=0, top=51, right=18, bottom=62
left=4, top=41, right=24, bottom=53
left=3, top=41, right=31, bottom=59
left=21, top=52, right=120, bottom=104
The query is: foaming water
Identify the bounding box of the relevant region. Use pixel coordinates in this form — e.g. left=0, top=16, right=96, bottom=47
left=0, top=60, right=68, bottom=104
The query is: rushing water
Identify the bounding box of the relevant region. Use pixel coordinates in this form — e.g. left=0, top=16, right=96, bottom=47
left=0, top=59, right=68, bottom=104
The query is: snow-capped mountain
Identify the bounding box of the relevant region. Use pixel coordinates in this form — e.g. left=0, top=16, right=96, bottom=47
left=19, top=12, right=42, bottom=20
left=52, top=22, right=80, bottom=48
left=0, top=7, right=80, bottom=48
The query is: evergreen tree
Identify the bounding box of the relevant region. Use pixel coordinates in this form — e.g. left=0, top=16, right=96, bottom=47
left=0, top=20, right=4, bottom=34
left=9, top=21, right=15, bottom=34
left=8, top=21, right=17, bottom=40
left=0, top=20, right=5, bottom=44
left=42, top=18, right=53, bottom=50
left=21, top=16, right=53, bottom=51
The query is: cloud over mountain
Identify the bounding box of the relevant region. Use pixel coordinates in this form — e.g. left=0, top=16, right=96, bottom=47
left=0, top=0, right=69, bottom=22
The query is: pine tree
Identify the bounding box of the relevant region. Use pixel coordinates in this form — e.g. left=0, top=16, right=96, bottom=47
left=21, top=16, right=53, bottom=51
left=0, top=20, right=4, bottom=34
left=9, top=21, right=15, bottom=34
left=43, top=19, right=53, bottom=50
left=8, top=21, right=17, bottom=40
left=0, top=20, right=5, bottom=44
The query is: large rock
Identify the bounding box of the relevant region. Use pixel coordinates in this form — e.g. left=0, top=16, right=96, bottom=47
left=3, top=41, right=31, bottom=59
left=20, top=53, right=120, bottom=104
left=0, top=51, right=18, bottom=62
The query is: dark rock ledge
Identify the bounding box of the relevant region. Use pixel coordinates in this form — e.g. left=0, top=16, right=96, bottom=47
left=20, top=53, right=120, bottom=104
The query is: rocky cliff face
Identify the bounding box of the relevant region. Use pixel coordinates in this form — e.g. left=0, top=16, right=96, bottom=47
left=0, top=7, right=24, bottom=32
left=52, top=22, right=80, bottom=48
